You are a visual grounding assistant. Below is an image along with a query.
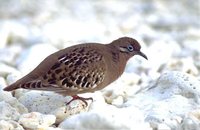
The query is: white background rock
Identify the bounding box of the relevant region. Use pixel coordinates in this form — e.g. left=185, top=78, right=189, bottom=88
left=165, top=57, right=199, bottom=76
left=0, top=120, right=24, bottom=130
left=19, top=112, right=56, bottom=130
left=18, top=91, right=91, bottom=124
left=0, top=101, right=20, bottom=121
left=180, top=109, right=200, bottom=130
left=59, top=105, right=151, bottom=130
left=124, top=71, right=200, bottom=129
left=0, top=63, right=19, bottom=77
left=0, top=77, right=6, bottom=90
left=6, top=71, right=23, bottom=86
left=16, top=43, right=58, bottom=74
left=0, top=45, right=22, bottom=64
left=18, top=91, right=66, bottom=114
left=0, top=91, right=28, bottom=114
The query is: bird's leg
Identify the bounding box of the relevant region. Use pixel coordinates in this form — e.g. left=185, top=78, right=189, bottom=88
left=65, top=95, right=93, bottom=106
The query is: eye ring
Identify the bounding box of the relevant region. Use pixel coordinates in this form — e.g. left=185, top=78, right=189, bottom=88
left=127, top=44, right=134, bottom=52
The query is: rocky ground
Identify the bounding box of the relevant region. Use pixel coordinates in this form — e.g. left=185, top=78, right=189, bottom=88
left=0, top=0, right=200, bottom=130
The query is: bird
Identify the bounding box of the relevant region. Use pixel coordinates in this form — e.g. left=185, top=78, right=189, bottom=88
left=4, top=37, right=147, bottom=106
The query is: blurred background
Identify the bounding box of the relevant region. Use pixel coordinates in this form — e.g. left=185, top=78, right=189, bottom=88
left=0, top=0, right=199, bottom=77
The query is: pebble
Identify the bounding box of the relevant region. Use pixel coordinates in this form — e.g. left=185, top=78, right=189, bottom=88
left=0, top=120, right=24, bottom=130
left=59, top=105, right=151, bottom=130
left=18, top=112, right=56, bottom=130
left=180, top=109, right=200, bottom=130
left=0, top=101, right=21, bottom=121
left=0, top=91, right=28, bottom=115
left=154, top=71, right=200, bottom=102
left=18, top=91, right=91, bottom=124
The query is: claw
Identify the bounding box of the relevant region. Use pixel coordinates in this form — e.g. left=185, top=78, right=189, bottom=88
left=65, top=95, right=93, bottom=106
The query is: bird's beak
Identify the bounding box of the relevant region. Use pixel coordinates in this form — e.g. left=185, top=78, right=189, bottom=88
left=136, top=51, right=148, bottom=60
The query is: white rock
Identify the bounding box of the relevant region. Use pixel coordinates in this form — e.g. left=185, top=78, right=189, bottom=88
left=6, top=71, right=22, bottom=85
left=0, top=120, right=24, bottom=130
left=18, top=91, right=65, bottom=114
left=165, top=57, right=199, bottom=76
left=81, top=91, right=109, bottom=117
left=134, top=24, right=159, bottom=41
left=51, top=102, right=89, bottom=124
left=12, top=89, right=29, bottom=99
left=0, top=101, right=20, bottom=121
left=102, top=73, right=142, bottom=105
left=52, top=92, right=93, bottom=124
left=1, top=20, right=44, bottom=46
left=111, top=95, right=124, bottom=106
left=0, top=77, right=6, bottom=90
left=19, top=112, right=56, bottom=129
left=183, top=39, right=200, bottom=55
left=18, top=91, right=90, bottom=123
left=155, top=123, right=171, bottom=130
left=124, top=71, right=200, bottom=129
left=46, top=127, right=63, bottom=130
left=0, top=90, right=28, bottom=115
left=187, top=27, right=200, bottom=39
left=0, top=45, right=22, bottom=64
left=143, top=40, right=181, bottom=72
left=0, top=22, right=10, bottom=48
left=16, top=43, right=58, bottom=74
left=42, top=19, right=106, bottom=44
left=145, top=95, right=194, bottom=129
left=59, top=105, right=151, bottom=130
left=0, top=62, right=19, bottom=77
left=180, top=109, right=200, bottom=130
left=0, top=21, right=30, bottom=44
left=154, top=71, right=200, bottom=102
left=119, top=72, right=141, bottom=86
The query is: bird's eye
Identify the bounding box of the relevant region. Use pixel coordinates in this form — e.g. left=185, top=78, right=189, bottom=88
left=127, top=44, right=134, bottom=52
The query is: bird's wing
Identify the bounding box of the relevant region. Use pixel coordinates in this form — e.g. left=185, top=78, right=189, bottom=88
left=15, top=45, right=107, bottom=95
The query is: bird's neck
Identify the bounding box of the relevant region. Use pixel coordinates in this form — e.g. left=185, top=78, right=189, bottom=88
left=105, top=45, right=128, bottom=79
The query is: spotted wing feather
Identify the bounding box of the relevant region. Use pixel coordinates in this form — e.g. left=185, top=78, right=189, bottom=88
left=16, top=46, right=106, bottom=95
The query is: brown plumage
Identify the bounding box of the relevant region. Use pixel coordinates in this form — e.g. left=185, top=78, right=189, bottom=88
left=4, top=37, right=147, bottom=105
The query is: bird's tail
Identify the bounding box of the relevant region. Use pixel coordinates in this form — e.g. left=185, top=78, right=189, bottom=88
left=3, top=73, right=34, bottom=91
left=3, top=82, right=20, bottom=91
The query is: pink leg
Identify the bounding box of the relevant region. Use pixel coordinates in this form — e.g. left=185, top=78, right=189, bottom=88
left=66, top=95, right=93, bottom=106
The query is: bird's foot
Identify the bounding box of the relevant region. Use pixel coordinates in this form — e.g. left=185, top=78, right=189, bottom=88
left=66, top=95, right=93, bottom=106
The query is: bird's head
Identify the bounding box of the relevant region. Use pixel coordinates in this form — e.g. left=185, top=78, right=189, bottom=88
left=109, top=37, right=148, bottom=60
